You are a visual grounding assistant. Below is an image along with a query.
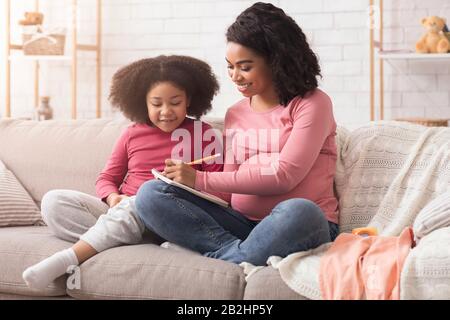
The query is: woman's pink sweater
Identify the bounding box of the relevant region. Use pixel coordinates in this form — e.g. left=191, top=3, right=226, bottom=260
left=195, top=89, right=339, bottom=223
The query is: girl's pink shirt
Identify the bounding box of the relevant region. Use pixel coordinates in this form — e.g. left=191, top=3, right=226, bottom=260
left=96, top=118, right=222, bottom=201
left=195, top=89, right=339, bottom=223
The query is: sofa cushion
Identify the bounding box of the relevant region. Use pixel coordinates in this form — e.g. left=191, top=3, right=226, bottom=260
left=0, top=160, right=43, bottom=227
left=0, top=119, right=130, bottom=205
left=0, top=226, right=71, bottom=297
left=67, top=244, right=246, bottom=300
left=400, top=226, right=450, bottom=299
left=243, top=267, right=307, bottom=300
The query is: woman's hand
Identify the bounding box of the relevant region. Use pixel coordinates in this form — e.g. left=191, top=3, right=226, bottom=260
left=106, top=193, right=128, bottom=208
left=163, top=159, right=196, bottom=188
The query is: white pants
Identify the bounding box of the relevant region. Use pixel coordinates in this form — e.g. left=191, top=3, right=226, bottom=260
left=41, top=190, right=147, bottom=252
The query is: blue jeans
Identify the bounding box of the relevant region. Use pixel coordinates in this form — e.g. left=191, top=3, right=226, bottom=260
left=135, top=180, right=338, bottom=266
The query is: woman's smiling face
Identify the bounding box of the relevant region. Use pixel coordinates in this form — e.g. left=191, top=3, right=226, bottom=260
left=225, top=42, right=274, bottom=98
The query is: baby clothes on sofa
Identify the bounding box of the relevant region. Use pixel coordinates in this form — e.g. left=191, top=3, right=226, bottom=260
left=319, top=227, right=414, bottom=300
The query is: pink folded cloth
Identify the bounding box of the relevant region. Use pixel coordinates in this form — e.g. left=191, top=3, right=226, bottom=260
left=319, top=227, right=414, bottom=300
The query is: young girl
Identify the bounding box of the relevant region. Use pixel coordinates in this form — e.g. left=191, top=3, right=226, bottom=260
left=22, top=55, right=222, bottom=289
left=135, top=2, right=339, bottom=266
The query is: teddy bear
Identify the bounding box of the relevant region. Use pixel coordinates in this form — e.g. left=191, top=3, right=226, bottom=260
left=415, top=16, right=450, bottom=53
left=19, top=12, right=44, bottom=26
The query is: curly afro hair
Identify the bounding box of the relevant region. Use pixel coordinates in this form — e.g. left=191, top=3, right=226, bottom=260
left=109, top=55, right=220, bottom=124
left=226, top=2, right=321, bottom=105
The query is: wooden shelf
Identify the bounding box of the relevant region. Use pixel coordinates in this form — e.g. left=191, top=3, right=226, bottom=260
left=369, top=0, right=450, bottom=123
left=8, top=55, right=72, bottom=61
left=378, top=51, right=450, bottom=60
left=4, top=0, right=102, bottom=120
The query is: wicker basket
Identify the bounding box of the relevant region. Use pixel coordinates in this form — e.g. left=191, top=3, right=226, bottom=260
left=22, top=30, right=66, bottom=55
left=395, top=117, right=449, bottom=127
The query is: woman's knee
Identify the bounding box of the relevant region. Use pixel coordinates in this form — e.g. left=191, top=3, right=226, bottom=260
left=272, top=198, right=328, bottom=228
left=269, top=198, right=331, bottom=251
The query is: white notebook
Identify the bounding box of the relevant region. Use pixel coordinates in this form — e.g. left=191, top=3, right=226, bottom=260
left=151, top=169, right=229, bottom=208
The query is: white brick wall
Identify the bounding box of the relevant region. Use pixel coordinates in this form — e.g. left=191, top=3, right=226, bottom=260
left=1, top=0, right=449, bottom=128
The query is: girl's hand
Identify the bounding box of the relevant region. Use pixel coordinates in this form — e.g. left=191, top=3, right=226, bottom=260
left=164, top=159, right=196, bottom=188
left=106, top=193, right=128, bottom=208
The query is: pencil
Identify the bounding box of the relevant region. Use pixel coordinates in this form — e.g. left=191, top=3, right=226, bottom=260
left=186, top=153, right=221, bottom=165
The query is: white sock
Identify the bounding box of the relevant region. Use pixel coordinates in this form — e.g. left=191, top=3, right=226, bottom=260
left=22, top=248, right=79, bottom=289
left=160, top=241, right=200, bottom=255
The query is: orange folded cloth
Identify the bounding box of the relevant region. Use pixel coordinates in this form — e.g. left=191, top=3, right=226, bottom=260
left=319, top=227, right=414, bottom=300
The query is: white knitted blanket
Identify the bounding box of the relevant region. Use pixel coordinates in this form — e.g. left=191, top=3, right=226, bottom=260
left=248, top=121, right=450, bottom=299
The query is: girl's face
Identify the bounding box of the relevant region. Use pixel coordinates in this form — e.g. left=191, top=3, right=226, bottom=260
left=146, top=82, right=189, bottom=133
left=225, top=41, right=274, bottom=98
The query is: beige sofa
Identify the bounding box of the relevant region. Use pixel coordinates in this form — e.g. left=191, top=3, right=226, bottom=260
left=1, top=118, right=449, bottom=300
left=0, top=117, right=303, bottom=300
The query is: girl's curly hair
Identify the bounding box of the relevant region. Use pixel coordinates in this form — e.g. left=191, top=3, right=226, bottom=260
left=226, top=2, right=321, bottom=105
left=109, top=55, right=220, bottom=124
